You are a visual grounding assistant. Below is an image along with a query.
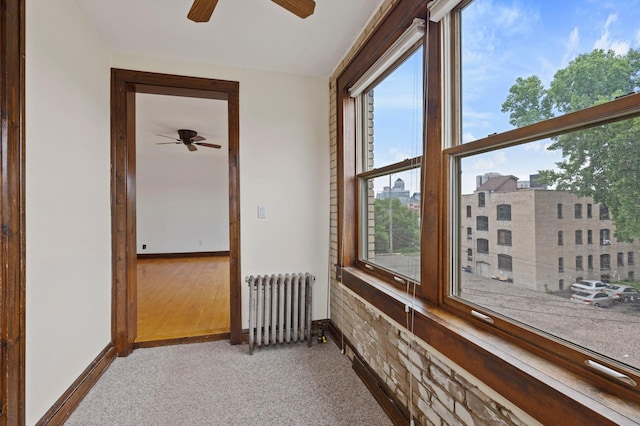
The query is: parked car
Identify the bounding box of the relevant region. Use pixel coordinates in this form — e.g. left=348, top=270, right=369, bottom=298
left=604, top=284, right=640, bottom=302
left=569, top=291, right=613, bottom=307
left=570, top=279, right=607, bottom=292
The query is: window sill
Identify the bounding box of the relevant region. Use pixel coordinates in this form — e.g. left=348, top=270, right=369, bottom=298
left=339, top=266, right=640, bottom=425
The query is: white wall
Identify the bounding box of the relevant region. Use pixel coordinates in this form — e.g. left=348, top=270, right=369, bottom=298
left=24, top=3, right=330, bottom=422
left=25, top=0, right=112, bottom=424
left=135, top=94, right=230, bottom=254
left=113, top=53, right=331, bottom=327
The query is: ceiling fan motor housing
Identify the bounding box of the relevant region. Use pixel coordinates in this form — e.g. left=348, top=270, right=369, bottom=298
left=178, top=129, right=198, bottom=143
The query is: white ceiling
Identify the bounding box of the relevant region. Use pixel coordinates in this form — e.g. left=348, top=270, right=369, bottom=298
left=136, top=93, right=228, bottom=158
left=75, top=0, right=385, bottom=77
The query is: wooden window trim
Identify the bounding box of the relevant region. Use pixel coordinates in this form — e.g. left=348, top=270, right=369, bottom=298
left=335, top=0, right=640, bottom=422
left=442, top=0, right=640, bottom=404
left=338, top=266, right=640, bottom=425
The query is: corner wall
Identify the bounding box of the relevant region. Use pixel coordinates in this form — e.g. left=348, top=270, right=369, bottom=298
left=328, top=2, right=538, bottom=424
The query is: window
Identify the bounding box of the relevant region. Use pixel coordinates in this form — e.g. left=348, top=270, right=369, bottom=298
left=338, top=0, right=640, bottom=404
left=498, top=254, right=512, bottom=271
left=575, top=230, right=582, bottom=245
left=354, top=29, right=424, bottom=283
left=617, top=252, right=624, bottom=267
left=448, top=0, right=640, bottom=390
left=629, top=252, right=635, bottom=265
left=497, top=229, right=512, bottom=246
left=496, top=204, right=511, bottom=221
left=630, top=271, right=635, bottom=281
left=587, top=230, right=593, bottom=245
left=466, top=227, right=472, bottom=239
left=476, top=216, right=488, bottom=231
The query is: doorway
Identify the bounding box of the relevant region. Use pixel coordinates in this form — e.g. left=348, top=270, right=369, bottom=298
left=111, top=69, right=242, bottom=356
left=134, top=93, right=231, bottom=344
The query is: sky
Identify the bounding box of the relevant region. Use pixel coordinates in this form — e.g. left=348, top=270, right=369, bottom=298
left=370, top=0, right=640, bottom=196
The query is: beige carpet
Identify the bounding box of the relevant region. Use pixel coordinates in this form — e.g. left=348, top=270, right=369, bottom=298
left=64, top=338, right=392, bottom=425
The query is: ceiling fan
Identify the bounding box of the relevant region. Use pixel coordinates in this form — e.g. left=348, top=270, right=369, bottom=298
left=156, top=129, right=221, bottom=152
left=187, top=0, right=316, bottom=22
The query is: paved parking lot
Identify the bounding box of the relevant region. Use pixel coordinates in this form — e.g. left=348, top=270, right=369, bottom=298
left=461, top=273, right=640, bottom=369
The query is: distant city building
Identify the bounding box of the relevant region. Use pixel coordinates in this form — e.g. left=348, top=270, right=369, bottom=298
left=377, top=178, right=410, bottom=201
left=461, top=174, right=639, bottom=292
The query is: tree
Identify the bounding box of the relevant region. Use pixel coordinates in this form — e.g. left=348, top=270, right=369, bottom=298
left=501, top=48, right=640, bottom=241
left=374, top=198, right=420, bottom=253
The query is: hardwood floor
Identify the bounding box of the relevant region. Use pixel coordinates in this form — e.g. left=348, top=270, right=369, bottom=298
left=136, top=256, right=230, bottom=343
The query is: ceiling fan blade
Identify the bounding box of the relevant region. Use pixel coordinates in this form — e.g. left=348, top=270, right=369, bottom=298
left=187, top=144, right=198, bottom=152
left=195, top=142, right=222, bottom=149
left=187, top=0, right=219, bottom=23
left=156, top=134, right=180, bottom=141
left=271, top=0, right=315, bottom=19
left=190, top=135, right=206, bottom=142
left=156, top=142, right=181, bottom=145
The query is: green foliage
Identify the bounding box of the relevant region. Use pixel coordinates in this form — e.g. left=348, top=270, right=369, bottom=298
left=502, top=48, right=640, bottom=240
left=373, top=198, right=420, bottom=253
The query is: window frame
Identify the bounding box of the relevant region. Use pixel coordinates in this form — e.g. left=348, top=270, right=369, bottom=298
left=497, top=229, right=512, bottom=246
left=336, top=0, right=640, bottom=417
left=496, top=204, right=511, bottom=221
left=350, top=22, right=426, bottom=287
left=441, top=0, right=640, bottom=396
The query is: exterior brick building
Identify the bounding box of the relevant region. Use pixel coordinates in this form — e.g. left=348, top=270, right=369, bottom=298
left=461, top=174, right=640, bottom=292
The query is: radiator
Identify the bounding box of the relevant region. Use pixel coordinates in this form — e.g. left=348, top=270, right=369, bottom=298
left=246, top=273, right=315, bottom=354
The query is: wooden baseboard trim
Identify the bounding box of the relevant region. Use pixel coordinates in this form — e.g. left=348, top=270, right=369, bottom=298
left=136, top=251, right=230, bottom=259
left=36, top=343, right=116, bottom=426
left=133, top=332, right=231, bottom=349
left=329, top=320, right=410, bottom=426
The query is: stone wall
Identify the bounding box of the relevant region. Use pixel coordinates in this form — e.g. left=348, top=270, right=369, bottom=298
left=328, top=1, right=538, bottom=425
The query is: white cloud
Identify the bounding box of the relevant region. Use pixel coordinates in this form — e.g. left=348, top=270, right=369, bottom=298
left=560, top=27, right=580, bottom=67
left=593, top=13, right=630, bottom=54
left=462, top=132, right=476, bottom=144
left=470, top=151, right=507, bottom=171
left=523, top=141, right=543, bottom=152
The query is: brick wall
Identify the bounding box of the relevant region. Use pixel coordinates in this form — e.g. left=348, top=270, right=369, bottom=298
left=328, top=2, right=538, bottom=425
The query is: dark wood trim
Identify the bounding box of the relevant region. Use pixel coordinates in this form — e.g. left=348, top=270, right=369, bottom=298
left=111, top=69, right=242, bottom=356
left=0, top=0, right=27, bottom=424
left=35, top=344, right=116, bottom=426
left=335, top=0, right=428, bottom=275
left=339, top=266, right=640, bottom=426
left=137, top=251, right=230, bottom=259
left=421, top=18, right=442, bottom=303
left=133, top=332, right=231, bottom=349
